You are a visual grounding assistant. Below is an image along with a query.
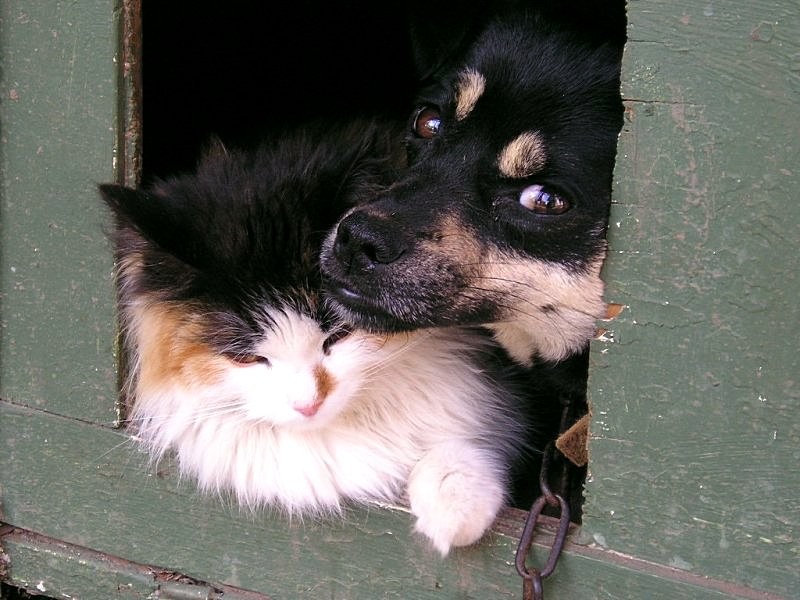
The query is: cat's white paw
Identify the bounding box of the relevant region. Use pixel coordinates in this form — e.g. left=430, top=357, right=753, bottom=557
left=408, top=442, right=506, bottom=556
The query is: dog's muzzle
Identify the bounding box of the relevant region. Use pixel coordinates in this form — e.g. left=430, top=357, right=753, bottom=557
left=320, top=200, right=479, bottom=332
left=320, top=209, right=408, bottom=320
left=331, top=210, right=407, bottom=273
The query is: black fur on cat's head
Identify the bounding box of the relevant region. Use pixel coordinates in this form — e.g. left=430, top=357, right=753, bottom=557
left=100, top=119, right=403, bottom=354
left=102, top=120, right=402, bottom=303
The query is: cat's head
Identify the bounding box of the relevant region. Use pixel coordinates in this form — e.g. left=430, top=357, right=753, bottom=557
left=101, top=119, right=403, bottom=308
left=200, top=307, right=394, bottom=429
left=100, top=119, right=403, bottom=430
left=122, top=296, right=390, bottom=431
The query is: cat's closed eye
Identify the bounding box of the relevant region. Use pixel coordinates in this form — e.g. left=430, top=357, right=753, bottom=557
left=322, top=327, right=351, bottom=355
left=223, top=352, right=271, bottom=367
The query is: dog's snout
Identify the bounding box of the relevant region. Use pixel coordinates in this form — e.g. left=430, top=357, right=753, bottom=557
left=333, top=210, right=405, bottom=269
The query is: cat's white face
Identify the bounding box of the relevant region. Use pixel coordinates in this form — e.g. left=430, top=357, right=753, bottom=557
left=219, top=308, right=380, bottom=430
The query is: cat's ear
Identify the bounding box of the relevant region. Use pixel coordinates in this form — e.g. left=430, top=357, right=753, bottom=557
left=99, top=183, right=158, bottom=231
left=201, top=136, right=229, bottom=161
left=99, top=183, right=137, bottom=211
left=100, top=183, right=202, bottom=293
left=99, top=183, right=190, bottom=260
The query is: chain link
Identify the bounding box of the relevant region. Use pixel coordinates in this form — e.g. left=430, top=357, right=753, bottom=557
left=514, top=442, right=571, bottom=600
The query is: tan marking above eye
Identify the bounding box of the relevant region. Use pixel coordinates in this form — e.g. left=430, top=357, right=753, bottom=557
left=497, top=131, right=547, bottom=178
left=455, top=68, right=486, bottom=121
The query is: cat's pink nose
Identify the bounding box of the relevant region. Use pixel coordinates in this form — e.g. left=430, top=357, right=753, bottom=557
left=294, top=398, right=324, bottom=417
left=294, top=365, right=335, bottom=417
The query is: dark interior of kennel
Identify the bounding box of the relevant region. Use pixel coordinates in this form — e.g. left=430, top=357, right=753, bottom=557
left=140, top=0, right=627, bottom=519
left=140, top=1, right=418, bottom=182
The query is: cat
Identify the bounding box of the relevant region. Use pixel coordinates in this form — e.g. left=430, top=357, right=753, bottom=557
left=99, top=120, right=531, bottom=556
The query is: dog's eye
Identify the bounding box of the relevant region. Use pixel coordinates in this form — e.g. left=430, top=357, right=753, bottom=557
left=519, top=184, right=569, bottom=215
left=223, top=352, right=271, bottom=367
left=412, top=106, right=441, bottom=139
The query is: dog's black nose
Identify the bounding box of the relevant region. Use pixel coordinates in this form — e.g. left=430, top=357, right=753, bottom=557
left=333, top=210, right=405, bottom=269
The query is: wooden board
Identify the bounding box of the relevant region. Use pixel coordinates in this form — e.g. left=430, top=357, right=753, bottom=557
left=2, top=402, right=780, bottom=599
left=0, top=0, right=120, bottom=424
left=585, top=1, right=800, bottom=597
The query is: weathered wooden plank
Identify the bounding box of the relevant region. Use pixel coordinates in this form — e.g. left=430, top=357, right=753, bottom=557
left=585, top=1, right=800, bottom=597
left=1, top=528, right=271, bottom=600
left=0, top=0, right=119, bottom=423
left=1, top=402, right=785, bottom=599
left=0, top=402, right=529, bottom=599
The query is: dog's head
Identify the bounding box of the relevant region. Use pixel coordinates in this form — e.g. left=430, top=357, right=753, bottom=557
left=321, top=15, right=623, bottom=363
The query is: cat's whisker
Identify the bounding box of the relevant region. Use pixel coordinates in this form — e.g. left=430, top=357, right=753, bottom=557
left=90, top=436, right=140, bottom=463
left=358, top=331, right=438, bottom=378
left=127, top=402, right=249, bottom=427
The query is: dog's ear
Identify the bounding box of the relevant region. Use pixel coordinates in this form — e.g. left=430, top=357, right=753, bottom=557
left=407, top=1, right=626, bottom=82
left=408, top=0, right=575, bottom=81
left=533, top=0, right=627, bottom=48
left=405, top=0, right=493, bottom=81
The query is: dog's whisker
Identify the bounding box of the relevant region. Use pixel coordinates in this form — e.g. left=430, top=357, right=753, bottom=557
left=468, top=275, right=604, bottom=320
left=458, top=284, right=595, bottom=351
left=455, top=286, right=556, bottom=330
left=463, top=280, right=563, bottom=314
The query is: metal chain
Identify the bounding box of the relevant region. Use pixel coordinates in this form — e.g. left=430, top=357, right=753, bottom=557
left=514, top=442, right=571, bottom=600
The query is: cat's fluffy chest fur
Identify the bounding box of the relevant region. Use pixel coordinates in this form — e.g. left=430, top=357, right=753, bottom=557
left=131, top=302, right=521, bottom=521
left=101, top=121, right=527, bottom=555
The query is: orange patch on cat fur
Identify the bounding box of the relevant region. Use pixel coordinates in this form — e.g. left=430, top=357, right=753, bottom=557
left=133, top=302, right=226, bottom=392
left=313, top=364, right=336, bottom=400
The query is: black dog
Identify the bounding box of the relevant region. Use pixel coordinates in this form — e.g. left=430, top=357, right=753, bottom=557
left=321, top=8, right=623, bottom=368
left=320, top=6, right=624, bottom=511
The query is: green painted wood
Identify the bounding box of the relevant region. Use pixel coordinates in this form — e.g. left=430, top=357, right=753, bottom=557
left=0, top=0, right=119, bottom=423
left=0, top=402, right=525, bottom=599
left=1, top=529, right=271, bottom=600
left=585, top=1, right=800, bottom=597
left=1, top=402, right=785, bottom=599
